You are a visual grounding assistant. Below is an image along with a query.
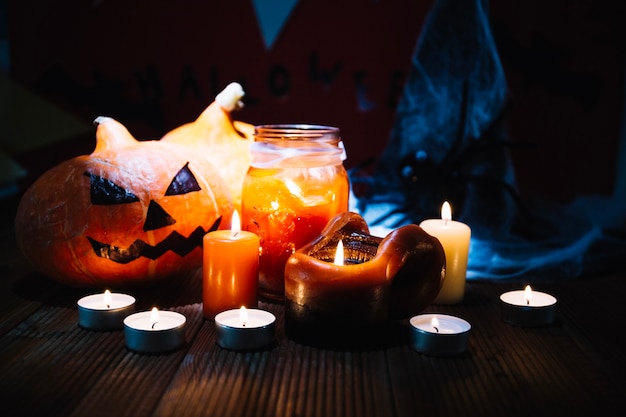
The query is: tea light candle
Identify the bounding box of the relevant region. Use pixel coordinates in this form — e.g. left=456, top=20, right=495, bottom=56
left=419, top=201, right=471, bottom=304
left=409, top=313, right=471, bottom=356
left=500, top=285, right=557, bottom=327
left=77, top=290, right=135, bottom=331
left=214, top=306, right=276, bottom=351
left=203, top=210, right=260, bottom=320
left=123, top=307, right=186, bottom=354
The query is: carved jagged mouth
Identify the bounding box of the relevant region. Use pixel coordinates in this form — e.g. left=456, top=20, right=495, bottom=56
left=87, top=218, right=221, bottom=264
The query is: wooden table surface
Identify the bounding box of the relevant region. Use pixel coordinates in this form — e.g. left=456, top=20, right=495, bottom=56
left=1, top=222, right=625, bottom=417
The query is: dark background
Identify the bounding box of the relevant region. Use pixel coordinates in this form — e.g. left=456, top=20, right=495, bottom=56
left=3, top=0, right=624, bottom=204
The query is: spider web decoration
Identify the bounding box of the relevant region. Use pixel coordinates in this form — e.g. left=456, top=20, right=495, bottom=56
left=355, top=0, right=518, bottom=238
left=350, top=0, right=626, bottom=281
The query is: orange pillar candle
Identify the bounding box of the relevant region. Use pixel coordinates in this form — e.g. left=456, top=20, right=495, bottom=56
left=203, top=210, right=260, bottom=320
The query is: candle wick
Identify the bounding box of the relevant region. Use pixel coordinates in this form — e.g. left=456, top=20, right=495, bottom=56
left=242, top=322, right=246, bottom=327
left=526, top=299, right=530, bottom=306
left=106, top=304, right=110, bottom=309
left=232, top=231, right=240, bottom=238
left=433, top=326, right=439, bottom=333
left=151, top=321, right=158, bottom=329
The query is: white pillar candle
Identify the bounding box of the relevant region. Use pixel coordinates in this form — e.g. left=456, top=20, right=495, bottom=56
left=419, top=201, right=471, bottom=304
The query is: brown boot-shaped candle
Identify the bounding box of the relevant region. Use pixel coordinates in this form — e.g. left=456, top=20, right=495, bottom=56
left=284, top=212, right=445, bottom=348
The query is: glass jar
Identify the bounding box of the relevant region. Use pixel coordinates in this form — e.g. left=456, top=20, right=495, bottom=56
left=241, top=124, right=350, bottom=301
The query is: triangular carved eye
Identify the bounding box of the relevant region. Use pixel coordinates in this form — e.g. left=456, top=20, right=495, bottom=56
left=143, top=200, right=176, bottom=231
left=84, top=172, right=140, bottom=205
left=165, top=162, right=202, bottom=196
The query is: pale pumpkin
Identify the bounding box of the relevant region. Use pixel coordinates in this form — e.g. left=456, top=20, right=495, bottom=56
left=15, top=83, right=254, bottom=287
left=162, top=82, right=254, bottom=211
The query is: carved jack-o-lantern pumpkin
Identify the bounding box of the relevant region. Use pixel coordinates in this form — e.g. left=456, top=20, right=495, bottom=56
left=15, top=83, right=254, bottom=287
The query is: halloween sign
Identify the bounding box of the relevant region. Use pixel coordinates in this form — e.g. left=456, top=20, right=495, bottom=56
left=15, top=83, right=254, bottom=287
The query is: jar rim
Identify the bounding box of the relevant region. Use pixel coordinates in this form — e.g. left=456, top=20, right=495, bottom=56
left=254, top=124, right=339, bottom=138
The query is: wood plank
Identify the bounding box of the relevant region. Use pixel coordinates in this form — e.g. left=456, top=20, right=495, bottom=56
left=1, top=248, right=625, bottom=417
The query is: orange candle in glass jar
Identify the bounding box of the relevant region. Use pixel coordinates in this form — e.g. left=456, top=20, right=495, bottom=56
left=242, top=172, right=348, bottom=298
left=203, top=210, right=260, bottom=320
left=241, top=124, right=350, bottom=301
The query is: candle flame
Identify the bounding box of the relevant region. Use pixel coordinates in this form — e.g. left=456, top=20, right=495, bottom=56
left=441, top=201, right=452, bottom=223
left=334, top=240, right=344, bottom=266
left=240, top=306, right=248, bottom=327
left=431, top=316, right=440, bottom=333
left=103, top=289, right=112, bottom=309
left=524, top=285, right=533, bottom=305
left=150, top=307, right=160, bottom=329
left=231, top=210, right=241, bottom=238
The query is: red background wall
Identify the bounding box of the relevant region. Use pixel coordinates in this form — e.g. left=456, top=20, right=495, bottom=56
left=7, top=0, right=624, bottom=203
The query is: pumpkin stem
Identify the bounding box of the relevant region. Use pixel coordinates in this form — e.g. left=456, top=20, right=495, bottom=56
left=215, top=82, right=245, bottom=112
left=92, top=116, right=139, bottom=154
